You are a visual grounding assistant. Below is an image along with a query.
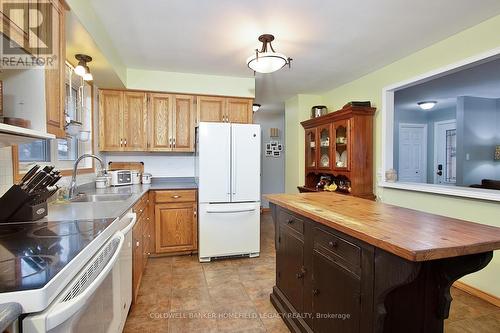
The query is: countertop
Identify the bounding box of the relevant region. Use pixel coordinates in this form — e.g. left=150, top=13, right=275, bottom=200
left=47, top=177, right=197, bottom=221
left=266, top=192, right=500, bottom=262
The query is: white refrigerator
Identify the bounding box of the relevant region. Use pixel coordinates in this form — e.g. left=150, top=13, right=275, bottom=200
left=196, top=122, right=261, bottom=262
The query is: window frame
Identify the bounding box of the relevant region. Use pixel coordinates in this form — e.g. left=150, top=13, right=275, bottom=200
left=11, top=83, right=95, bottom=183
left=380, top=47, right=500, bottom=202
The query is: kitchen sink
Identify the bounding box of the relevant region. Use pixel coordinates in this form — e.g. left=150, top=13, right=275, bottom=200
left=70, top=193, right=132, bottom=203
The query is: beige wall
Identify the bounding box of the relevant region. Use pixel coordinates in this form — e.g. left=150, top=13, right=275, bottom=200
left=285, top=14, right=500, bottom=297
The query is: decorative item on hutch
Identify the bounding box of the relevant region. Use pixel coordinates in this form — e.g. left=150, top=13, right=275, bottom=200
left=299, top=102, right=375, bottom=200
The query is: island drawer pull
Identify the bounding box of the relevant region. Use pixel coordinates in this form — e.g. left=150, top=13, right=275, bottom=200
left=328, top=240, right=338, bottom=248
left=172, top=195, right=181, bottom=199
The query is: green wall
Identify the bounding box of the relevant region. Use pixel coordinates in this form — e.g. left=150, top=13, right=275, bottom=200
left=285, top=14, right=500, bottom=297
left=127, top=69, right=255, bottom=98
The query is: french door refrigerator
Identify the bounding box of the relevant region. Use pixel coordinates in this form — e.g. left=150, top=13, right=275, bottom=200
left=196, top=122, right=261, bottom=262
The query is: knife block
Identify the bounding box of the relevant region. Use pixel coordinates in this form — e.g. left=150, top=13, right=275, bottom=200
left=0, top=185, right=49, bottom=222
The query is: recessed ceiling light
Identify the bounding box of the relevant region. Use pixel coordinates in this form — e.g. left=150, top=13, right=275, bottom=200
left=247, top=34, right=292, bottom=74
left=252, top=103, right=261, bottom=112
left=417, top=101, right=437, bottom=110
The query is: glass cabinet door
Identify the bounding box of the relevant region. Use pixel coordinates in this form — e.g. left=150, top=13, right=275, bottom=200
left=318, top=125, right=332, bottom=169
left=305, top=128, right=317, bottom=169
left=334, top=120, right=349, bottom=169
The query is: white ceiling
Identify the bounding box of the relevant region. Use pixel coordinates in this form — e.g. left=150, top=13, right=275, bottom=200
left=395, top=55, right=500, bottom=112
left=87, top=0, right=500, bottom=108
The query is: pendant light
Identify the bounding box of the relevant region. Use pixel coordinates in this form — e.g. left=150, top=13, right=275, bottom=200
left=74, top=54, right=93, bottom=81
left=247, top=34, right=292, bottom=74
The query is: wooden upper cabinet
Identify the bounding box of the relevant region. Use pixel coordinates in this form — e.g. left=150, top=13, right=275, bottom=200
left=44, top=0, right=66, bottom=138
left=226, top=98, right=252, bottom=124
left=149, top=93, right=173, bottom=151
left=172, top=95, right=195, bottom=152
left=122, top=92, right=148, bottom=151
left=0, top=0, right=30, bottom=51
left=197, top=96, right=225, bottom=123
left=99, top=90, right=123, bottom=151
left=155, top=202, right=197, bottom=253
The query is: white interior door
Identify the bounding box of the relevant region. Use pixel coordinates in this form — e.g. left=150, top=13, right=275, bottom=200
left=231, top=124, right=261, bottom=202
left=434, top=120, right=457, bottom=184
left=198, top=122, right=231, bottom=203
left=398, top=124, right=427, bottom=183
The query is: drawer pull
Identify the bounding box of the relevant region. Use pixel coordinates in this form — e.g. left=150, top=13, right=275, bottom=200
left=296, top=266, right=307, bottom=279
left=172, top=195, right=181, bottom=199
left=328, top=240, right=338, bottom=248
left=313, top=289, right=320, bottom=296
left=287, top=218, right=293, bottom=224
left=136, top=241, right=140, bottom=247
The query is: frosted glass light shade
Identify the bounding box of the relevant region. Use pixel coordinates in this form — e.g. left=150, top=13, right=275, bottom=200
left=83, top=72, right=93, bottom=81
left=74, top=64, right=86, bottom=76
left=247, top=52, right=287, bottom=74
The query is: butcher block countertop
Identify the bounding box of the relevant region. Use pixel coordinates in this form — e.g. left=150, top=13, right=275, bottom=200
left=266, top=192, right=500, bottom=262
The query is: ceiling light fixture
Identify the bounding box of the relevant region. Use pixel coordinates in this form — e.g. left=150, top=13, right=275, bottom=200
left=247, top=34, right=292, bottom=74
left=74, top=54, right=93, bottom=81
left=252, top=103, right=261, bottom=112
left=417, top=101, right=437, bottom=110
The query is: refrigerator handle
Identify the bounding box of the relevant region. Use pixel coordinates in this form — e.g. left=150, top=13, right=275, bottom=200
left=232, top=128, right=236, bottom=195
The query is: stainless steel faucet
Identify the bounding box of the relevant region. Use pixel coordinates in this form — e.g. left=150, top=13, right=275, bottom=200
left=69, top=154, right=106, bottom=198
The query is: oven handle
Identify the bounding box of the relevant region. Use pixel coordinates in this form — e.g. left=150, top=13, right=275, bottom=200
left=45, top=232, right=125, bottom=330
left=121, top=212, right=137, bottom=235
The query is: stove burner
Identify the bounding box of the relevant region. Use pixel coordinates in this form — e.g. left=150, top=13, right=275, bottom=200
left=0, top=255, right=56, bottom=288
left=28, top=220, right=97, bottom=239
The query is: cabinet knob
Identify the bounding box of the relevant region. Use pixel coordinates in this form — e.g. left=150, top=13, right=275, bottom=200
left=313, top=289, right=320, bottom=296
left=172, top=195, right=181, bottom=199
left=328, top=240, right=338, bottom=248
left=124, top=139, right=127, bottom=146
left=287, top=218, right=293, bottom=224
left=136, top=241, right=140, bottom=247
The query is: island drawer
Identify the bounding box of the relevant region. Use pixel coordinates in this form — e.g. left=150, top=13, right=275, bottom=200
left=278, top=209, right=304, bottom=234
left=155, top=190, right=197, bottom=203
left=313, top=227, right=361, bottom=269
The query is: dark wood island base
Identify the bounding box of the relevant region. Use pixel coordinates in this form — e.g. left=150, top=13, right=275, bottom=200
left=267, top=193, right=500, bottom=333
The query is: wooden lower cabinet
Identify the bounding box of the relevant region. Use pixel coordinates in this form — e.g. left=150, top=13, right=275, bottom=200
left=271, top=204, right=373, bottom=333
left=132, top=192, right=151, bottom=303
left=155, top=202, right=197, bottom=253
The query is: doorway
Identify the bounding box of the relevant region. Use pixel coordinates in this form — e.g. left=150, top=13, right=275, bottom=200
left=398, top=123, right=427, bottom=183
left=434, top=120, right=457, bottom=185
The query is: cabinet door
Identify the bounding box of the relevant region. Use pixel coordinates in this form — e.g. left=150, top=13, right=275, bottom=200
left=312, top=249, right=361, bottom=333
left=0, top=0, right=30, bottom=51
left=197, top=96, right=224, bottom=123
left=99, top=90, right=123, bottom=151
left=317, top=124, right=333, bottom=170
left=226, top=98, right=252, bottom=124
left=172, top=95, right=195, bottom=152
left=276, top=224, right=304, bottom=312
left=123, top=91, right=148, bottom=151
left=132, top=217, right=143, bottom=303
left=334, top=119, right=350, bottom=170
left=305, top=128, right=318, bottom=169
left=149, top=93, right=173, bottom=151
left=155, top=202, right=197, bottom=253
left=43, top=0, right=66, bottom=138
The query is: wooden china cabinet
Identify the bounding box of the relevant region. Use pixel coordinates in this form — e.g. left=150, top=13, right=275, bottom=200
left=299, top=104, right=375, bottom=200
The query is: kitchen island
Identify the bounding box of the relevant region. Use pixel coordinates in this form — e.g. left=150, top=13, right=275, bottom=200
left=266, top=192, right=500, bottom=333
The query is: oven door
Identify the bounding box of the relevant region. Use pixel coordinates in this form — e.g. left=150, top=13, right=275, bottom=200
left=23, top=232, right=124, bottom=333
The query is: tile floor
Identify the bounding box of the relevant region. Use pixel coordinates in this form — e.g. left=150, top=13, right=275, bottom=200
left=124, top=213, right=500, bottom=333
